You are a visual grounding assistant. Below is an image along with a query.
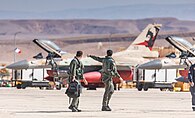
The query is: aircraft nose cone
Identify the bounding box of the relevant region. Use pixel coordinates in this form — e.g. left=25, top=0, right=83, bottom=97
left=138, top=60, right=162, bottom=69
left=6, top=60, right=29, bottom=69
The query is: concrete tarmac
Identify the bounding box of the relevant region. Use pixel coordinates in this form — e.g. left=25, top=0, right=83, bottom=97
left=0, top=88, right=194, bottom=118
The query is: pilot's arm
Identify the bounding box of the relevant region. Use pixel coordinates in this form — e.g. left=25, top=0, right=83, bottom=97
left=110, top=60, right=123, bottom=85
left=88, top=55, right=103, bottom=63
left=69, top=60, right=77, bottom=81
left=108, top=60, right=119, bottom=77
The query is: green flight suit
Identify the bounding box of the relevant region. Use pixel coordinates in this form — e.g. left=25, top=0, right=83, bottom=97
left=89, top=55, right=121, bottom=107
left=68, top=57, right=84, bottom=108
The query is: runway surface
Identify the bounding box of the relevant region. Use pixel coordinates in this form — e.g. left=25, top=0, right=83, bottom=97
left=0, top=88, right=194, bottom=118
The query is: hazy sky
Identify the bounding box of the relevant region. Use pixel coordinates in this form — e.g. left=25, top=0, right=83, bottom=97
left=0, top=0, right=195, bottom=12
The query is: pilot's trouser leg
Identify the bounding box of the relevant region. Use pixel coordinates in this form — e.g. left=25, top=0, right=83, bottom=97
left=107, top=80, right=114, bottom=106
left=71, top=97, right=79, bottom=108
left=102, top=80, right=114, bottom=107
left=190, top=86, right=195, bottom=111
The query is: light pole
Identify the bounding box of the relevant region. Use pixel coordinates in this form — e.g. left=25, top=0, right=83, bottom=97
left=13, top=32, right=21, bottom=87
left=109, top=33, right=112, bottom=50
left=14, top=32, right=21, bottom=63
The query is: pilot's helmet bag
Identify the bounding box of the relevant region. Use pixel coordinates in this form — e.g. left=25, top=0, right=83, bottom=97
left=65, top=80, right=81, bottom=98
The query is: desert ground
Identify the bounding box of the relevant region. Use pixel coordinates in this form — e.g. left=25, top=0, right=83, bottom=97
left=0, top=88, right=194, bottom=118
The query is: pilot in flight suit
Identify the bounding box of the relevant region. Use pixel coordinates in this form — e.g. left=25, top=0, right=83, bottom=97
left=88, top=50, right=123, bottom=111
left=188, top=63, right=195, bottom=111
left=68, top=51, right=88, bottom=112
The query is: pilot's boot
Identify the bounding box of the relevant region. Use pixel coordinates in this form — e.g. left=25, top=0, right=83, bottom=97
left=68, top=105, right=73, bottom=110
left=68, top=105, right=77, bottom=112
left=75, top=107, right=82, bottom=112
left=71, top=107, right=78, bottom=112
left=102, top=106, right=111, bottom=111
left=107, top=106, right=112, bottom=111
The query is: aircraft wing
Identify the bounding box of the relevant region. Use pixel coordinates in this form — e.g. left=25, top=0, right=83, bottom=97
left=6, top=58, right=133, bottom=72
left=116, top=65, right=132, bottom=71
left=137, top=58, right=187, bottom=70
left=6, top=59, right=52, bottom=70
left=85, top=64, right=131, bottom=72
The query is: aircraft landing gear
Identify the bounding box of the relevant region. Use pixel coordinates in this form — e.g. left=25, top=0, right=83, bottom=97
left=137, top=83, right=149, bottom=91
left=137, top=83, right=143, bottom=91
left=143, top=84, right=149, bottom=91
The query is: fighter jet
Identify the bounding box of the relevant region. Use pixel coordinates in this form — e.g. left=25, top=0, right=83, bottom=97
left=138, top=36, right=195, bottom=70
left=7, top=24, right=162, bottom=89
left=137, top=36, right=195, bottom=83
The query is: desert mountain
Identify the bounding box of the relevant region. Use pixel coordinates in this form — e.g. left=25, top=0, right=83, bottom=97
left=0, top=17, right=195, bottom=63
left=0, top=18, right=195, bottom=40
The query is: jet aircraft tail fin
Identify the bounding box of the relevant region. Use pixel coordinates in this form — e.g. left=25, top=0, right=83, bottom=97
left=127, top=24, right=162, bottom=51
left=113, top=24, right=162, bottom=59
